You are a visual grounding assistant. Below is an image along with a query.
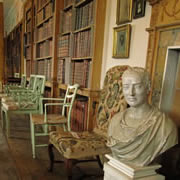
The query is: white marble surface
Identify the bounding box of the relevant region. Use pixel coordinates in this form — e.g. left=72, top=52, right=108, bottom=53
left=104, top=154, right=165, bottom=180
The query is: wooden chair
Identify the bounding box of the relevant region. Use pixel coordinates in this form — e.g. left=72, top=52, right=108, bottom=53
left=30, top=84, right=79, bottom=158
left=1, top=75, right=46, bottom=137
left=4, top=74, right=27, bottom=93
left=2, top=74, right=36, bottom=102
left=47, top=65, right=129, bottom=179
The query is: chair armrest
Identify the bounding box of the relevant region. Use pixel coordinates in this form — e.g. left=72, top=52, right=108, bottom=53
left=41, top=97, right=65, bottom=101
left=44, top=103, right=71, bottom=113
left=43, top=102, right=71, bottom=123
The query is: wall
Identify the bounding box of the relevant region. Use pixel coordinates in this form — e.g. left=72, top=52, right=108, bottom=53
left=3, top=0, right=25, bottom=35
left=100, top=0, right=152, bottom=87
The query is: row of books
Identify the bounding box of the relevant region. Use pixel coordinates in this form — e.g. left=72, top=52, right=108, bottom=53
left=57, top=58, right=65, bottom=83
left=31, top=59, right=52, bottom=81
left=57, top=34, right=70, bottom=57
left=26, top=60, right=31, bottom=77
left=60, top=9, right=72, bottom=33
left=73, top=30, right=92, bottom=58
left=44, top=88, right=52, bottom=113
left=37, top=0, right=50, bottom=11
left=26, top=20, right=32, bottom=32
left=64, top=0, right=74, bottom=8
left=36, top=2, right=53, bottom=25
left=57, top=57, right=72, bottom=85
left=75, top=0, right=94, bottom=30
left=25, top=46, right=31, bottom=60
left=71, top=60, right=91, bottom=88
left=35, top=18, right=53, bottom=41
left=71, top=98, right=88, bottom=132
left=36, top=40, right=53, bottom=58
left=24, top=32, right=32, bottom=45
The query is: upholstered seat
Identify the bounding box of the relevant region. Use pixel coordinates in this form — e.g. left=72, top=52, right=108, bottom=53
left=2, top=101, right=38, bottom=111
left=49, top=130, right=110, bottom=159
left=48, top=65, right=129, bottom=179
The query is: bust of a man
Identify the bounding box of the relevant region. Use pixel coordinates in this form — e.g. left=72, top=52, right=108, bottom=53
left=107, top=67, right=178, bottom=166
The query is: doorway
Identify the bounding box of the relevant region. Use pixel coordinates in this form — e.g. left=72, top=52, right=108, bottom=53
left=160, top=46, right=180, bottom=127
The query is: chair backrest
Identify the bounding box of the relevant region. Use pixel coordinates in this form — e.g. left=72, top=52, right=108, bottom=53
left=28, top=74, right=36, bottom=90
left=14, top=73, right=20, bottom=78
left=20, top=74, right=27, bottom=88
left=33, top=75, right=46, bottom=95
left=62, top=84, right=79, bottom=131
left=94, top=65, right=129, bottom=137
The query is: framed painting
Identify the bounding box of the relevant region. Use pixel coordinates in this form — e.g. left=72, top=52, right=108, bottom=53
left=133, top=0, right=146, bottom=19
left=116, top=0, right=133, bottom=25
left=112, top=24, right=131, bottom=58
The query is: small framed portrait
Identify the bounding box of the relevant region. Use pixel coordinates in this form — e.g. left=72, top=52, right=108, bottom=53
left=116, top=0, right=133, bottom=25
left=112, top=24, right=131, bottom=58
left=133, top=0, right=146, bottom=19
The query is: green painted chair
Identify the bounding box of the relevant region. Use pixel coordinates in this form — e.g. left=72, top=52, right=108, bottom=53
left=30, top=84, right=79, bottom=158
left=1, top=75, right=46, bottom=137
left=48, top=65, right=129, bottom=179
left=4, top=74, right=27, bottom=93
left=1, top=74, right=36, bottom=102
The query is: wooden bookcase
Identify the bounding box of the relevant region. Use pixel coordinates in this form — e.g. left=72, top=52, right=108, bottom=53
left=5, top=21, right=23, bottom=80
left=22, top=0, right=106, bottom=131
left=57, top=0, right=107, bottom=131
left=23, top=0, right=33, bottom=78
left=32, top=0, right=63, bottom=97
left=23, top=0, right=63, bottom=96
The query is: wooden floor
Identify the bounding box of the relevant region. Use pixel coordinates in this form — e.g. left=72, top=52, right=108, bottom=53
left=0, top=114, right=103, bottom=180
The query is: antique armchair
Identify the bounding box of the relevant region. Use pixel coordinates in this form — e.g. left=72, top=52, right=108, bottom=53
left=0, top=74, right=36, bottom=101
left=4, top=74, right=27, bottom=93
left=48, top=65, right=129, bottom=179
left=0, top=74, right=26, bottom=101
left=2, top=74, right=36, bottom=102
left=1, top=75, right=46, bottom=137
left=30, top=84, right=79, bottom=158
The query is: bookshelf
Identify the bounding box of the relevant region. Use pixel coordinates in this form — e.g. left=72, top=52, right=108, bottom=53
left=24, top=0, right=33, bottom=78
left=5, top=21, right=23, bottom=80
left=57, top=0, right=107, bottom=131
left=32, top=0, right=64, bottom=97
left=22, top=0, right=106, bottom=131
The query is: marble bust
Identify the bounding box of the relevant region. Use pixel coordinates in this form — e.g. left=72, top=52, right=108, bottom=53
left=107, top=67, right=178, bottom=166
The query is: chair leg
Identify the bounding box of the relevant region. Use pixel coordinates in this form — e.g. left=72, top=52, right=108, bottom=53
left=1, top=107, right=4, bottom=129
left=96, top=155, right=103, bottom=169
left=5, top=111, right=10, bottom=138
left=30, top=116, right=36, bottom=159
left=65, top=159, right=73, bottom=180
left=48, top=143, right=54, bottom=172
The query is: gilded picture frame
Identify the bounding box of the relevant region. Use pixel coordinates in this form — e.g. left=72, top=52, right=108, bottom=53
left=116, top=0, right=133, bottom=25
left=133, top=0, right=146, bottom=19
left=112, top=24, right=131, bottom=58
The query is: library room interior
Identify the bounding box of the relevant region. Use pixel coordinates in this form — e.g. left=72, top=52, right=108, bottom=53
left=0, top=0, right=180, bottom=179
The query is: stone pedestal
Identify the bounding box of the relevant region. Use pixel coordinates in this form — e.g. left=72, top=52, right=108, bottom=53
left=104, top=154, right=165, bottom=180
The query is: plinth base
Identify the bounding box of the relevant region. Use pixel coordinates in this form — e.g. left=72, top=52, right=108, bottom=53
left=104, top=154, right=165, bottom=180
